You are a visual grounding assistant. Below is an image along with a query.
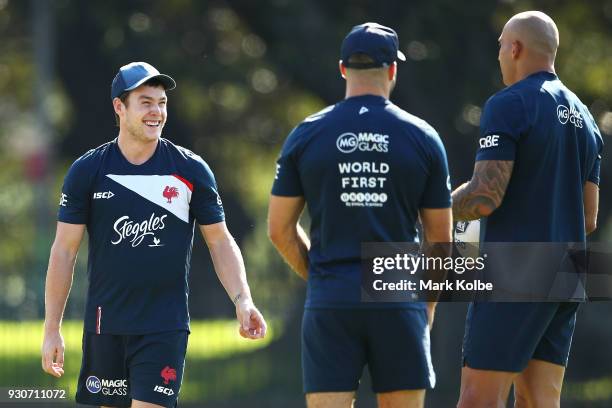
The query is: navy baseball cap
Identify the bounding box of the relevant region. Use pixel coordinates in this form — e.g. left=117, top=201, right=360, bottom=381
left=111, top=62, right=176, bottom=100
left=341, top=22, right=406, bottom=69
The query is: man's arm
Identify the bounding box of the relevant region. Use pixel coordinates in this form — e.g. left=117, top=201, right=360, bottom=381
left=199, top=222, right=266, bottom=339
left=452, top=160, right=514, bottom=221
left=267, top=195, right=310, bottom=280
left=419, top=207, right=453, bottom=329
left=584, top=181, right=599, bottom=235
left=42, top=222, right=85, bottom=378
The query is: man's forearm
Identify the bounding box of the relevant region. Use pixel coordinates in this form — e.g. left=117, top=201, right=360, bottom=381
left=208, top=236, right=253, bottom=303
left=452, top=160, right=514, bottom=221
left=452, top=182, right=495, bottom=221
left=272, top=225, right=310, bottom=281
left=44, top=246, right=76, bottom=332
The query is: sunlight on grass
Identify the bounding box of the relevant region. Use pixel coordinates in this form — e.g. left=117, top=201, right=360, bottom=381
left=0, top=319, right=278, bottom=401
left=3, top=320, right=276, bottom=357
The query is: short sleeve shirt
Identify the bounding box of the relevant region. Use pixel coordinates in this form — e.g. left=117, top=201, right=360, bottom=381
left=58, top=138, right=224, bottom=334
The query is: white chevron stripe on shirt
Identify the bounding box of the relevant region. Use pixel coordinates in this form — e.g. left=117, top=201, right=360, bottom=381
left=107, top=174, right=192, bottom=223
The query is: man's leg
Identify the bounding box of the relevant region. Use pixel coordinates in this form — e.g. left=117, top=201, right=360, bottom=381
left=366, top=309, right=433, bottom=408
left=457, top=366, right=516, bottom=408
left=76, top=333, right=130, bottom=408
left=101, top=402, right=165, bottom=408
left=377, top=390, right=425, bottom=408
left=513, top=359, right=565, bottom=408
left=128, top=331, right=188, bottom=408
left=306, top=392, right=356, bottom=408
left=130, top=401, right=166, bottom=408
left=302, top=309, right=366, bottom=406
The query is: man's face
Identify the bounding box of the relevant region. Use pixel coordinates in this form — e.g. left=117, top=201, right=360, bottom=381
left=120, top=85, right=167, bottom=142
left=498, top=28, right=515, bottom=86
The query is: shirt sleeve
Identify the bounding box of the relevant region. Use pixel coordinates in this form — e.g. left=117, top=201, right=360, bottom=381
left=476, top=91, right=527, bottom=162
left=57, top=152, right=94, bottom=224
left=271, top=126, right=304, bottom=196
left=588, top=153, right=602, bottom=185
left=190, top=157, right=225, bottom=225
left=420, top=130, right=452, bottom=208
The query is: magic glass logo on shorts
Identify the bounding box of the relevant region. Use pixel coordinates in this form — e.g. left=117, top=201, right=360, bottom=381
left=86, top=376, right=128, bottom=396
left=557, top=104, right=583, bottom=128
left=85, top=376, right=101, bottom=394
left=336, top=132, right=389, bottom=153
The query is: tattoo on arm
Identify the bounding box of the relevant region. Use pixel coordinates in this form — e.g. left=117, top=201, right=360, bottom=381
left=452, top=160, right=514, bottom=221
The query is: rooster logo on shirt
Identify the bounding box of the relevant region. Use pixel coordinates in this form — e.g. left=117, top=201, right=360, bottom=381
left=163, top=186, right=179, bottom=203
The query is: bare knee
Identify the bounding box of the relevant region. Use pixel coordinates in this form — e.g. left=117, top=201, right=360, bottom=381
left=377, top=389, right=425, bottom=408
left=513, top=390, right=531, bottom=408
left=514, top=387, right=560, bottom=408
left=306, top=392, right=355, bottom=408
left=458, top=386, right=505, bottom=408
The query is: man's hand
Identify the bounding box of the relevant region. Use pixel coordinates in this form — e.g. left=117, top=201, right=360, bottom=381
left=41, top=329, right=65, bottom=377
left=235, top=298, right=267, bottom=340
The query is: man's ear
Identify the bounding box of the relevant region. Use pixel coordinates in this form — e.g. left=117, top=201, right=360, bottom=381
left=339, top=60, right=347, bottom=79
left=388, top=62, right=397, bottom=81
left=112, top=97, right=124, bottom=116
left=511, top=40, right=523, bottom=60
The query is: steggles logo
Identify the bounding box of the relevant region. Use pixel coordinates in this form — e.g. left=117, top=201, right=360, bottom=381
left=111, top=213, right=167, bottom=247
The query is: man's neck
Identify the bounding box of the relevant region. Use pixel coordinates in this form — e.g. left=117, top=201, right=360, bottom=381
left=515, top=62, right=555, bottom=84
left=116, top=132, right=159, bottom=165
left=345, top=84, right=390, bottom=100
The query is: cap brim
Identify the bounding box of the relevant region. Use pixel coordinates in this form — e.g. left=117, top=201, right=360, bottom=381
left=124, top=73, right=176, bottom=92
left=397, top=50, right=406, bottom=61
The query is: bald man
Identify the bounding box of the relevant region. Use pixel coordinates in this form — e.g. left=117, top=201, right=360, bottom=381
left=452, top=11, right=603, bottom=408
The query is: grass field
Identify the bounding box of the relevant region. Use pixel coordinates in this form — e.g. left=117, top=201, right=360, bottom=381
left=0, top=320, right=278, bottom=403
left=1, top=320, right=610, bottom=406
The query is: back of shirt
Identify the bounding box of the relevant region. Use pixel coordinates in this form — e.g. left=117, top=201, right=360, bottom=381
left=272, top=95, right=451, bottom=307
left=477, top=72, right=603, bottom=242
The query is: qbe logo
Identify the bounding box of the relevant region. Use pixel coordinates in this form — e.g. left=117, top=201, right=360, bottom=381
left=337, top=133, right=359, bottom=153
left=479, top=134, right=499, bottom=149
left=86, top=376, right=101, bottom=394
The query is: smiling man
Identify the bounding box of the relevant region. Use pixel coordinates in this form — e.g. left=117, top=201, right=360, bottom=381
left=41, top=62, right=267, bottom=408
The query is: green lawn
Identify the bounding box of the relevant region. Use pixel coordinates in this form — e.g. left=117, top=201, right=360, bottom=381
left=0, top=320, right=278, bottom=402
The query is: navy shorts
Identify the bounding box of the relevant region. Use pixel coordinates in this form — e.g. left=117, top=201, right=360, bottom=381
left=302, top=308, right=435, bottom=393
left=463, top=302, right=578, bottom=372
left=75, top=330, right=188, bottom=408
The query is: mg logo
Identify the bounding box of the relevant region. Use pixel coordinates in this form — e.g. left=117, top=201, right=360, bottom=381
left=86, top=376, right=101, bottom=394
left=557, top=105, right=570, bottom=124
left=557, top=104, right=583, bottom=128
left=336, top=133, right=358, bottom=153
left=479, top=134, right=499, bottom=149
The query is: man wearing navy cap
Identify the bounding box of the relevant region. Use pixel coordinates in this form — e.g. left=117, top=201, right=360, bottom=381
left=269, top=23, right=452, bottom=407
left=41, top=62, right=267, bottom=408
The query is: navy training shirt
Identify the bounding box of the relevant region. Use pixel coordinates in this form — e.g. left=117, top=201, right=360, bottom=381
left=272, top=95, right=451, bottom=308
left=58, top=138, right=225, bottom=334
left=476, top=71, right=603, bottom=242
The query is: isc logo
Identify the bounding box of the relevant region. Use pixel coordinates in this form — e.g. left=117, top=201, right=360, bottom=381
left=93, top=191, right=115, bottom=199
left=154, top=385, right=175, bottom=396
left=479, top=134, right=499, bottom=149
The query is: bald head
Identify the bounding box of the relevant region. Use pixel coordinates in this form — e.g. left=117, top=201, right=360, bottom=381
left=503, top=11, right=559, bottom=61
